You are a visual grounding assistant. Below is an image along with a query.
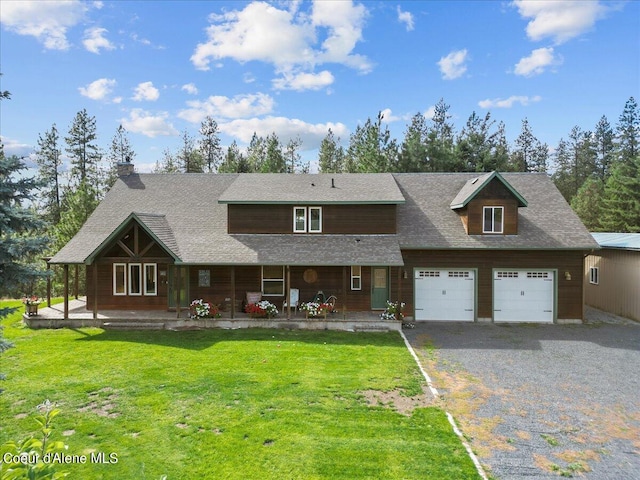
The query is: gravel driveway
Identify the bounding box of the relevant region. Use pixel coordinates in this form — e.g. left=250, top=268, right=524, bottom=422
left=403, top=308, right=640, bottom=479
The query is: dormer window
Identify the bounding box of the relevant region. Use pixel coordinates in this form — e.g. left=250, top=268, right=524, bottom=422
left=483, top=206, right=504, bottom=234
left=293, top=206, right=322, bottom=233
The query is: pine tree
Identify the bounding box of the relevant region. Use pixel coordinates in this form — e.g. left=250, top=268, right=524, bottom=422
left=65, top=109, right=102, bottom=188
left=397, top=113, right=428, bottom=172
left=490, top=121, right=511, bottom=172
left=455, top=111, right=496, bottom=172
left=600, top=156, right=640, bottom=232
left=261, top=133, right=287, bottom=173
left=153, top=148, right=181, bottom=173
left=511, top=118, right=547, bottom=172
left=425, top=99, right=456, bottom=171
left=34, top=123, right=62, bottom=223
left=106, top=125, right=136, bottom=188
left=570, top=177, right=605, bottom=231
left=218, top=141, right=249, bottom=173
left=318, top=129, right=344, bottom=173
left=284, top=137, right=304, bottom=173
left=616, top=97, right=639, bottom=162
left=593, top=115, right=614, bottom=180
left=1, top=146, right=48, bottom=384
left=345, top=112, right=397, bottom=173
left=199, top=116, right=223, bottom=173
left=246, top=133, right=266, bottom=172
left=178, top=130, right=204, bottom=173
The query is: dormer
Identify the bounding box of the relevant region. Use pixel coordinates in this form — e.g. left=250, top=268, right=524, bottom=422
left=450, top=172, right=527, bottom=235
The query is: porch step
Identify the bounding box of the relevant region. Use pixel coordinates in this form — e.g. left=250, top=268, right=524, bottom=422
left=353, top=324, right=390, bottom=332
left=102, top=321, right=165, bottom=330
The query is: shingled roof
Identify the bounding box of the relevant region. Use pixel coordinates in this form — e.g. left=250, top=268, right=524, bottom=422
left=49, top=171, right=597, bottom=266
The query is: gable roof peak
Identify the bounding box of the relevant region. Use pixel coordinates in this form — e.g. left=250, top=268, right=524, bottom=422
left=450, top=171, right=528, bottom=210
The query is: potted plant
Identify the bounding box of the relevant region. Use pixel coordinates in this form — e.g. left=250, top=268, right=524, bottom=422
left=245, top=300, right=278, bottom=318
left=300, top=302, right=330, bottom=319
left=189, top=299, right=221, bottom=320
left=380, top=300, right=405, bottom=321
left=22, top=295, right=42, bottom=317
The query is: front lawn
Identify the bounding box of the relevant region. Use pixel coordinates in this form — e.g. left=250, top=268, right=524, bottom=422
left=0, top=301, right=479, bottom=479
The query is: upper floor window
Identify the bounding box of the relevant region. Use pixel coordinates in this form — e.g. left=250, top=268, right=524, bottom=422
left=483, top=206, right=504, bottom=234
left=293, top=206, right=322, bottom=233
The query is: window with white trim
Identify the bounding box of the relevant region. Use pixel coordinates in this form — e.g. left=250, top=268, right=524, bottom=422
left=144, top=263, right=157, bottom=296
left=113, top=262, right=158, bottom=296
left=293, top=206, right=322, bottom=233
left=483, top=206, right=504, bottom=233
left=351, top=266, right=362, bottom=290
left=293, top=207, right=307, bottom=233
left=262, top=266, right=285, bottom=296
left=589, top=267, right=599, bottom=285
left=129, top=263, right=142, bottom=295
left=113, top=263, right=127, bottom=296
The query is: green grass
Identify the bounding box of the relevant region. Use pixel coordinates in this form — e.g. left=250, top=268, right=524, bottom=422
left=1, top=301, right=479, bottom=479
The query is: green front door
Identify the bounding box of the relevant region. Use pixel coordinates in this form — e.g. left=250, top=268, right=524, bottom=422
left=371, top=267, right=389, bottom=309
left=168, top=266, right=189, bottom=309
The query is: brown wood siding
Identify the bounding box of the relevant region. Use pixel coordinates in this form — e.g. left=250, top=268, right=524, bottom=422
left=466, top=199, right=518, bottom=235
left=400, top=250, right=586, bottom=321
left=86, top=262, right=170, bottom=310
left=584, top=250, right=640, bottom=321
left=228, top=204, right=396, bottom=234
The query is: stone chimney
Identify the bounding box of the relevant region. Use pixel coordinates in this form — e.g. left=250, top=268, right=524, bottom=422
left=117, top=156, right=135, bottom=177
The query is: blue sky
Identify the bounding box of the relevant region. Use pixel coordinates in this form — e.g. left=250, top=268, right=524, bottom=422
left=1, top=0, right=638, bottom=173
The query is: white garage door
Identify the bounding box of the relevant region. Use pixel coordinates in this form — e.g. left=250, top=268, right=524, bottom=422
left=414, top=269, right=475, bottom=321
left=493, top=270, right=555, bottom=323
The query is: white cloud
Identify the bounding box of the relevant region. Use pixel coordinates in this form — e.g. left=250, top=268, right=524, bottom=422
left=397, top=6, right=414, bottom=31
left=181, top=83, right=198, bottom=95
left=132, top=81, right=160, bottom=101
left=220, top=116, right=349, bottom=150
left=120, top=109, right=178, bottom=137
left=0, top=0, right=87, bottom=50
left=83, top=26, right=115, bottom=54
left=424, top=105, right=436, bottom=120
left=512, top=0, right=607, bottom=44
left=379, top=108, right=405, bottom=124
left=78, top=78, right=116, bottom=100
left=478, top=95, right=542, bottom=109
left=177, top=93, right=275, bottom=124
left=0, top=135, right=32, bottom=158
left=272, top=70, right=334, bottom=91
left=190, top=0, right=371, bottom=79
left=437, top=49, right=468, bottom=80
left=514, top=47, right=562, bottom=76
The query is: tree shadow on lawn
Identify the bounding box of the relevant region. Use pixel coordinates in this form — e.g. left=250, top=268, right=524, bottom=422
left=74, top=327, right=403, bottom=350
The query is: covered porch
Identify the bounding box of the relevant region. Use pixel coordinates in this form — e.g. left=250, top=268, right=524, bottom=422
left=23, top=298, right=401, bottom=332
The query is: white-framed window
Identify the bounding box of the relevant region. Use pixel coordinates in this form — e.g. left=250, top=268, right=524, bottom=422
left=128, top=263, right=142, bottom=295
left=262, top=266, right=285, bottom=296
left=351, top=266, right=362, bottom=290
left=293, top=206, right=322, bottom=233
left=309, top=207, right=322, bottom=233
left=113, top=263, right=127, bottom=296
left=293, top=207, right=307, bottom=233
left=144, top=263, right=157, bottom=296
left=589, top=266, right=599, bottom=285
left=483, top=206, right=504, bottom=233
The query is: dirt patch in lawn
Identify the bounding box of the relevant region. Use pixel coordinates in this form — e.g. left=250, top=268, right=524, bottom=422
left=78, top=387, right=120, bottom=418
left=360, top=385, right=435, bottom=416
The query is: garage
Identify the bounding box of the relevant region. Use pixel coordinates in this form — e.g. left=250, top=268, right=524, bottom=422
left=493, top=270, right=555, bottom=323
left=414, top=269, right=475, bottom=321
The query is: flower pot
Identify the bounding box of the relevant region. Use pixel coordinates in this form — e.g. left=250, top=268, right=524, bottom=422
left=25, top=304, right=39, bottom=316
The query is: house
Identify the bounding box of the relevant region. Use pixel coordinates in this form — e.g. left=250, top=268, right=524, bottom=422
left=584, top=233, right=640, bottom=322
left=49, top=164, right=598, bottom=325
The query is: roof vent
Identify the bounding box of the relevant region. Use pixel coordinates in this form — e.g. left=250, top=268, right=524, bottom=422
left=471, top=177, right=478, bottom=184
left=331, top=178, right=336, bottom=188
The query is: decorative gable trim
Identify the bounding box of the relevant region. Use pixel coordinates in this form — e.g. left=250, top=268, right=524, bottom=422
left=450, top=171, right=528, bottom=210
left=84, top=212, right=181, bottom=265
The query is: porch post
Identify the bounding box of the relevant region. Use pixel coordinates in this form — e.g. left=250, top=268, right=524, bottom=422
left=342, top=266, right=348, bottom=319
left=43, top=257, right=51, bottom=307
left=92, top=263, right=98, bottom=320
left=397, top=267, right=403, bottom=322
left=176, top=266, right=181, bottom=319
left=230, top=266, right=236, bottom=319
left=74, top=265, right=79, bottom=299
left=286, top=266, right=291, bottom=319
left=63, top=265, right=69, bottom=319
